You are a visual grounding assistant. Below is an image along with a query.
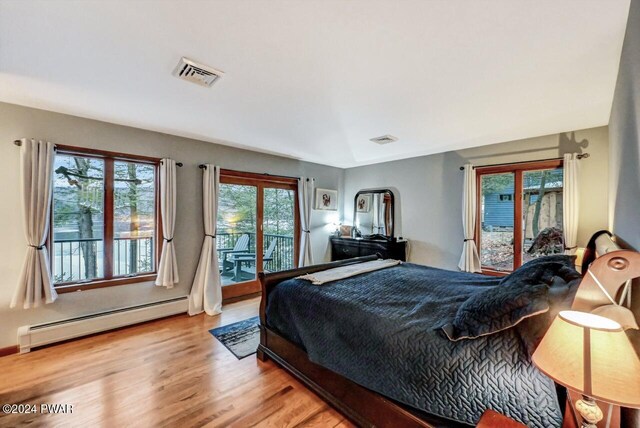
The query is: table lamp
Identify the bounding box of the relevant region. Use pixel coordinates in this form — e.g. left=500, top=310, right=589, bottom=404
left=532, top=310, right=640, bottom=428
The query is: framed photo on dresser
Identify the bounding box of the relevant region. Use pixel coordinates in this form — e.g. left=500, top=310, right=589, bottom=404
left=339, top=225, right=352, bottom=237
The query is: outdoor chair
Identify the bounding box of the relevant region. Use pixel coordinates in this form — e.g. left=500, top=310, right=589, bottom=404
left=229, top=238, right=278, bottom=281
left=219, top=234, right=250, bottom=275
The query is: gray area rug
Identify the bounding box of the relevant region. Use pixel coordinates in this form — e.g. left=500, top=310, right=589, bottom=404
left=209, top=316, right=260, bottom=359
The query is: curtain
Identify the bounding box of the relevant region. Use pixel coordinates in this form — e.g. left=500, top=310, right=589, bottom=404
left=188, top=165, right=222, bottom=316
left=563, top=153, right=580, bottom=255
left=458, top=164, right=482, bottom=272
left=11, top=139, right=57, bottom=309
left=298, top=177, right=314, bottom=267
left=156, top=158, right=179, bottom=287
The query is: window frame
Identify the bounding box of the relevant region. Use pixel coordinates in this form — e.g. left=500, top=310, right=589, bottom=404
left=475, top=159, right=564, bottom=276
left=50, top=145, right=162, bottom=293
left=218, top=169, right=300, bottom=301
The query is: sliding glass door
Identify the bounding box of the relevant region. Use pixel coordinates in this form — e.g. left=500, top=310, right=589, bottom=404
left=217, top=183, right=258, bottom=287
left=216, top=171, right=299, bottom=300
left=476, top=160, right=564, bottom=274
left=262, top=187, right=297, bottom=275
left=479, top=172, right=515, bottom=271
left=521, top=168, right=564, bottom=264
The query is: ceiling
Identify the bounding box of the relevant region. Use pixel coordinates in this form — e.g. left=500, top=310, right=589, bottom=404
left=0, top=0, right=630, bottom=168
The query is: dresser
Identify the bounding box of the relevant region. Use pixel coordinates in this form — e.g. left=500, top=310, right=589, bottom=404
left=330, top=237, right=407, bottom=261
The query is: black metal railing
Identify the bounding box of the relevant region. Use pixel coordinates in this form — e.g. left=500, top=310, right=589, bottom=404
left=113, top=236, right=154, bottom=276
left=263, top=234, right=295, bottom=272
left=53, top=237, right=153, bottom=283
left=52, top=232, right=294, bottom=283
left=216, top=232, right=295, bottom=273
left=217, top=232, right=255, bottom=254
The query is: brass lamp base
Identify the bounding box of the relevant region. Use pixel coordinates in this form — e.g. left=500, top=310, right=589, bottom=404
left=575, top=396, right=603, bottom=428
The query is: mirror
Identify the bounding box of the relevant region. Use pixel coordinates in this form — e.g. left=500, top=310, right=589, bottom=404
left=354, top=189, right=395, bottom=239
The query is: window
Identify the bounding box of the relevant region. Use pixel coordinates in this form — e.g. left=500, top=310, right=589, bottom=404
left=477, top=160, right=564, bottom=274
left=51, top=146, right=160, bottom=291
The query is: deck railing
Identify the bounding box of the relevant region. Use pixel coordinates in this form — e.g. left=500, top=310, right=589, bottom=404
left=52, top=232, right=294, bottom=284
left=216, top=232, right=295, bottom=273
left=53, top=237, right=153, bottom=283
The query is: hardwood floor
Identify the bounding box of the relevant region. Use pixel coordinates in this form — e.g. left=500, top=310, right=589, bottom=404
left=0, top=298, right=353, bottom=428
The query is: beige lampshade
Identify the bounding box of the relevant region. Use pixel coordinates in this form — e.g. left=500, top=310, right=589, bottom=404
left=532, top=311, right=640, bottom=408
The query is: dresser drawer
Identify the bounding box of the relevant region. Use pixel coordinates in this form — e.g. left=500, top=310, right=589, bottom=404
left=332, top=242, right=361, bottom=260
left=330, top=237, right=407, bottom=261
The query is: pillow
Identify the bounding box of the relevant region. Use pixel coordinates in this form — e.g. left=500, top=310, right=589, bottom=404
left=519, top=254, right=576, bottom=268
left=440, top=257, right=582, bottom=343
left=515, top=267, right=581, bottom=356
left=499, top=255, right=577, bottom=287
left=440, top=280, right=550, bottom=341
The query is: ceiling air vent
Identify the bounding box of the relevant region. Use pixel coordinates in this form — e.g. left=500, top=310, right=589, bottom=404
left=370, top=135, right=398, bottom=145
left=172, top=57, right=224, bottom=87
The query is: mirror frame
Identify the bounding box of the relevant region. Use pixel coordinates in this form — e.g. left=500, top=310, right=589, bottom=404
left=354, top=189, right=395, bottom=239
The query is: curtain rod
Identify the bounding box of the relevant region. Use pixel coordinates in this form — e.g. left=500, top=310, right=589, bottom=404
left=198, top=164, right=304, bottom=180
left=15, top=139, right=182, bottom=166
left=160, top=159, right=183, bottom=167
left=458, top=153, right=589, bottom=171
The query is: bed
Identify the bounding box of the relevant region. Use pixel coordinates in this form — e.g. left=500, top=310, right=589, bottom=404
left=257, top=232, right=639, bottom=427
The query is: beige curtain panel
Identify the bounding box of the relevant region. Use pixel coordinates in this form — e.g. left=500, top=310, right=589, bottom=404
left=298, top=177, right=314, bottom=267
left=11, top=139, right=57, bottom=309
left=458, top=164, right=482, bottom=272
left=563, top=153, right=580, bottom=255
left=156, top=158, right=179, bottom=288
left=189, top=164, right=222, bottom=316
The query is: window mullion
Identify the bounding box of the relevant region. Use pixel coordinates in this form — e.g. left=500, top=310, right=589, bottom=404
left=514, top=170, right=523, bottom=269
left=257, top=184, right=265, bottom=271
left=104, top=159, right=115, bottom=279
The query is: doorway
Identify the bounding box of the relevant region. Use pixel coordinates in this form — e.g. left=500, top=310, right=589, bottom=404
left=217, top=170, right=300, bottom=300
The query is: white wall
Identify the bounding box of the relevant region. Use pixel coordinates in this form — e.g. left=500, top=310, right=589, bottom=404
left=0, top=102, right=344, bottom=348
left=344, top=127, right=609, bottom=270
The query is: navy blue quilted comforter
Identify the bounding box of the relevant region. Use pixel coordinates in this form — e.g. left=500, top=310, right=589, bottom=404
left=265, top=263, right=563, bottom=427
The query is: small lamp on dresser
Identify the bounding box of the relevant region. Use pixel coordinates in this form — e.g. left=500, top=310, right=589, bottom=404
left=532, top=311, right=640, bottom=428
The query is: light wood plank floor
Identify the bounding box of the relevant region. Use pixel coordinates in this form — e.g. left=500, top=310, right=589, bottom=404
left=0, top=297, right=353, bottom=428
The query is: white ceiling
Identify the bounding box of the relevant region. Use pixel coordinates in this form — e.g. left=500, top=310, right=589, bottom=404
left=0, top=0, right=630, bottom=168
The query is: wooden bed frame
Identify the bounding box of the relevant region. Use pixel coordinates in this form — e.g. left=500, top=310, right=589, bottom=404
left=257, top=235, right=639, bottom=428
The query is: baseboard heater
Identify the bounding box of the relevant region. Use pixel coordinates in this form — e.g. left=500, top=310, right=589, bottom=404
left=17, top=296, right=188, bottom=353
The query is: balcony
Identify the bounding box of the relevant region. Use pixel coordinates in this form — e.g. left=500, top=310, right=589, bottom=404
left=217, top=232, right=295, bottom=285
left=52, top=232, right=294, bottom=286
left=53, top=237, right=154, bottom=284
